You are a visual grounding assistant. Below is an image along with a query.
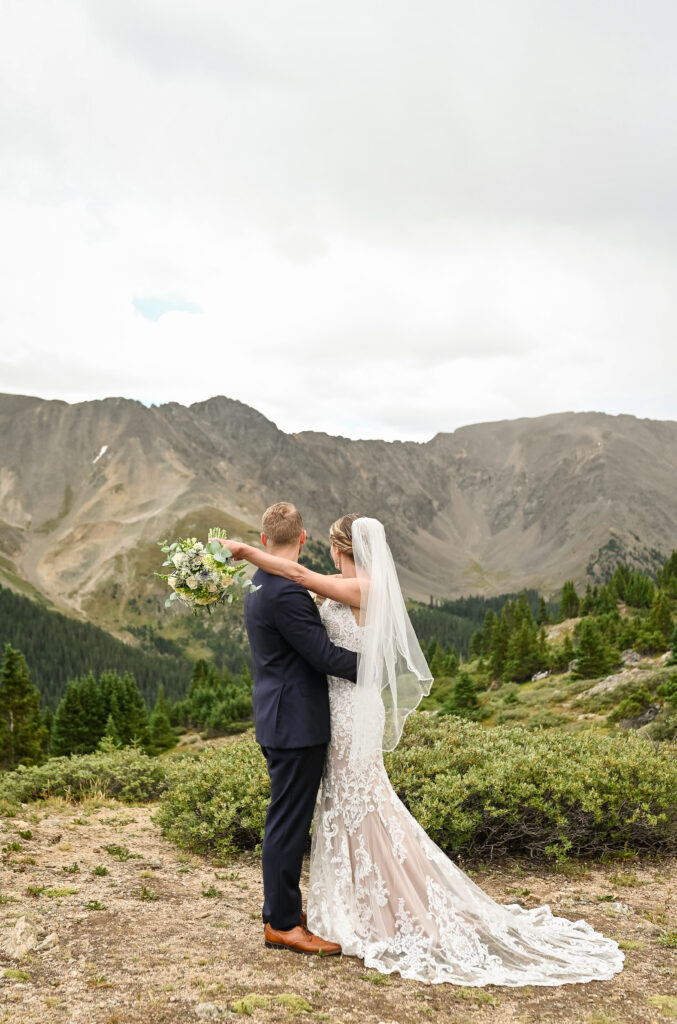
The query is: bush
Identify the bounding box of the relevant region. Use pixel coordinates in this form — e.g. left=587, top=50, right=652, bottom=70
left=384, top=716, right=677, bottom=861
left=151, top=736, right=270, bottom=857
left=0, top=747, right=169, bottom=805
left=152, top=715, right=677, bottom=863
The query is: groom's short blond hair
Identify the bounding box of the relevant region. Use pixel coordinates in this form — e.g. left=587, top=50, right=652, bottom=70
left=261, top=502, right=304, bottom=545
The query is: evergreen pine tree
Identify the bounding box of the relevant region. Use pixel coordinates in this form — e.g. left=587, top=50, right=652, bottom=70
left=50, top=676, right=94, bottom=755
left=100, top=711, right=122, bottom=747
left=488, top=611, right=510, bottom=681
left=0, top=644, right=48, bottom=769
left=596, top=584, right=617, bottom=614
left=513, top=593, right=534, bottom=628
left=430, top=643, right=450, bottom=679
left=537, top=597, right=550, bottom=626
left=574, top=618, right=615, bottom=679
left=647, top=589, right=674, bottom=642
left=481, top=609, right=498, bottom=656
left=657, top=550, right=677, bottom=596
left=560, top=581, right=580, bottom=620
left=625, top=571, right=654, bottom=609
left=149, top=695, right=176, bottom=752
left=444, top=646, right=460, bottom=676
left=443, top=672, right=479, bottom=718
left=121, top=673, right=151, bottom=749
left=469, top=630, right=483, bottom=659
left=503, top=620, right=543, bottom=683
left=188, top=658, right=213, bottom=698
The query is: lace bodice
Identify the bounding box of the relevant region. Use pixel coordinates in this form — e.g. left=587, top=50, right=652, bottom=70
left=307, top=600, right=624, bottom=987
left=319, top=599, right=363, bottom=657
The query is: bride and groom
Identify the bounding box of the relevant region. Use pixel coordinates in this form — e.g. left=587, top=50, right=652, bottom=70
left=210, top=503, right=624, bottom=986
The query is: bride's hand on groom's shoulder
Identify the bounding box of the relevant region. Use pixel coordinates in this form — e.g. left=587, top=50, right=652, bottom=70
left=209, top=536, right=247, bottom=560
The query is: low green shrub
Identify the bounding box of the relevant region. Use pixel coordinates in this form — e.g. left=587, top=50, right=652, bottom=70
left=151, top=736, right=270, bottom=857
left=386, top=716, right=677, bottom=860
left=153, top=715, right=677, bottom=863
left=0, top=748, right=169, bottom=805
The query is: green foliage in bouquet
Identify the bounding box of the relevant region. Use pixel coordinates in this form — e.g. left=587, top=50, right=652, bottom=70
left=156, top=527, right=259, bottom=615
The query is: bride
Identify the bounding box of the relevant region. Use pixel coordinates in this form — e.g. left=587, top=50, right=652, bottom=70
left=220, top=513, right=624, bottom=986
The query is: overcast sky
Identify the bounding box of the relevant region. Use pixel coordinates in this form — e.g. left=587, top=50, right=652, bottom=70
left=1, top=0, right=676, bottom=441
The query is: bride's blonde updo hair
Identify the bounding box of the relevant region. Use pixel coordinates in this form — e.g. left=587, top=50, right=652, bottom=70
left=329, top=513, right=365, bottom=559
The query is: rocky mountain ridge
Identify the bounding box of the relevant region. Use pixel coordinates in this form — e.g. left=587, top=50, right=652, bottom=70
left=1, top=392, right=676, bottom=626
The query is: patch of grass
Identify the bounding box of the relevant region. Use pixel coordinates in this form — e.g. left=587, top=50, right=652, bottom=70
left=4, top=968, right=30, bottom=981
left=201, top=884, right=223, bottom=898
left=43, top=887, right=80, bottom=897
left=658, top=931, right=677, bottom=948
left=17, top=829, right=32, bottom=840
left=139, top=885, right=160, bottom=901
left=359, top=972, right=392, bottom=986
left=609, top=872, right=643, bottom=887
left=451, top=987, right=498, bottom=1005
left=61, top=861, right=80, bottom=874
left=232, top=994, right=270, bottom=1014
left=91, top=865, right=109, bottom=876
left=597, top=893, right=618, bottom=902
left=0, top=892, right=19, bottom=903
left=2, top=841, right=22, bottom=853
left=647, top=994, right=677, bottom=1016
left=85, top=974, right=113, bottom=989
left=85, top=900, right=106, bottom=911
left=277, top=994, right=313, bottom=1015
left=617, top=939, right=645, bottom=950
left=103, top=843, right=142, bottom=861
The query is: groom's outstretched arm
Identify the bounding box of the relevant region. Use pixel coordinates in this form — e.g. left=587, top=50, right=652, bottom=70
left=274, top=586, right=358, bottom=683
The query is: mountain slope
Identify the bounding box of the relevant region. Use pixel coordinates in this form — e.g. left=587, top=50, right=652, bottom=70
left=1, top=393, right=676, bottom=625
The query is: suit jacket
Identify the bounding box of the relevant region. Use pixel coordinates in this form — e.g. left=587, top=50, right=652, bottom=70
left=244, top=568, right=358, bottom=748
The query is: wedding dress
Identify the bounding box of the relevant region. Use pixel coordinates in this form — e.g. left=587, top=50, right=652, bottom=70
left=307, top=596, right=625, bottom=986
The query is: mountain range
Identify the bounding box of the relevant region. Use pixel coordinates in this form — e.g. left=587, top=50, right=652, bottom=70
left=1, top=393, right=676, bottom=630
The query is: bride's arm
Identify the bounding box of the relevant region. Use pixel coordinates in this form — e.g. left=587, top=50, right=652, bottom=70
left=209, top=538, right=363, bottom=606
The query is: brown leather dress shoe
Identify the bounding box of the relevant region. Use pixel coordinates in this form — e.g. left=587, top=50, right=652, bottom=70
left=264, top=921, right=341, bottom=956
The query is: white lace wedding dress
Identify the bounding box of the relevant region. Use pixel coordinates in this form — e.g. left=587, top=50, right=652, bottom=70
left=307, top=599, right=625, bottom=986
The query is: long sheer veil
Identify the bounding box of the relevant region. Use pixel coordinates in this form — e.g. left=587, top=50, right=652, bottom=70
left=350, top=517, right=433, bottom=768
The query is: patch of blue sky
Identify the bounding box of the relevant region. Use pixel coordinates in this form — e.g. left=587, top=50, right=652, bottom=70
left=133, top=296, right=202, bottom=322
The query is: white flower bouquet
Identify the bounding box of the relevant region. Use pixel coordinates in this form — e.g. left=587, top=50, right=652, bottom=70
left=155, top=527, right=258, bottom=614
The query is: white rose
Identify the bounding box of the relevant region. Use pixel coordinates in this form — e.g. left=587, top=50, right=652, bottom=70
left=186, top=576, right=199, bottom=590
left=206, top=581, right=218, bottom=593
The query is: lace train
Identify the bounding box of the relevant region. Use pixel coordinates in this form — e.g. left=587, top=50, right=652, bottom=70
left=306, top=600, right=624, bottom=986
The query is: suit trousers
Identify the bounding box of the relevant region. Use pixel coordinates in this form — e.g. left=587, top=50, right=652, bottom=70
left=259, top=742, right=326, bottom=932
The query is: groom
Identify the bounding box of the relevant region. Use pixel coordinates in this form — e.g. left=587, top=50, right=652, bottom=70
left=243, top=501, right=358, bottom=955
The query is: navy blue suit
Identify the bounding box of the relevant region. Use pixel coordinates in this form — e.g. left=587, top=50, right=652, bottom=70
left=244, top=568, right=358, bottom=930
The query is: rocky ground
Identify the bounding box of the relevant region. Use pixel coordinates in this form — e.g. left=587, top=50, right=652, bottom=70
left=1, top=797, right=675, bottom=1024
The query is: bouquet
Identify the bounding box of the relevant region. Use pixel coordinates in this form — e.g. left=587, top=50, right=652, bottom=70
left=155, top=527, right=258, bottom=614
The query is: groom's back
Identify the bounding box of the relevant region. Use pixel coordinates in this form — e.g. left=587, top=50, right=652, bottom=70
left=244, top=568, right=331, bottom=749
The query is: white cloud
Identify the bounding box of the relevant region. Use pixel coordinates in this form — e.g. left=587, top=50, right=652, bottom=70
left=0, top=0, right=676, bottom=440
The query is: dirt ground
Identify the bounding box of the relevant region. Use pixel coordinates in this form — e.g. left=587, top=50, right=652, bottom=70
left=1, top=797, right=675, bottom=1024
